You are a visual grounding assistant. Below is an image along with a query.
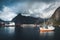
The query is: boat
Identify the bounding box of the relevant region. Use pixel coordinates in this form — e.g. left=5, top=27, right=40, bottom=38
left=40, top=26, right=55, bottom=32
left=40, top=19, right=55, bottom=32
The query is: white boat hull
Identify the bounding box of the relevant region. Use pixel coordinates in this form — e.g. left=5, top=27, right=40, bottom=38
left=40, top=26, right=55, bottom=32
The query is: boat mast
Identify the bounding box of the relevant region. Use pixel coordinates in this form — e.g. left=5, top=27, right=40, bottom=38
left=43, top=19, right=46, bottom=27
left=43, top=19, right=47, bottom=28
left=44, top=19, right=45, bottom=26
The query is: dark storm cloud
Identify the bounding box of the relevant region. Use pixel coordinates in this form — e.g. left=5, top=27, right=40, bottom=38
left=38, top=0, right=56, bottom=2
left=0, top=0, right=58, bottom=10
left=0, top=0, right=23, bottom=10
left=0, top=0, right=58, bottom=8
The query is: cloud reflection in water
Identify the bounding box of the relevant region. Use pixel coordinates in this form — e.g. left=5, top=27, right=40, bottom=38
left=4, top=27, right=15, bottom=34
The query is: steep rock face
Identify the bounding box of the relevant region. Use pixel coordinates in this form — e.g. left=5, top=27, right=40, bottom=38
left=52, top=7, right=60, bottom=21
left=12, top=14, right=44, bottom=24
left=51, top=7, right=60, bottom=25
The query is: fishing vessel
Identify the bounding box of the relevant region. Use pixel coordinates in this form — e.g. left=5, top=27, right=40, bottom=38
left=40, top=26, right=55, bottom=32
left=40, top=19, right=55, bottom=32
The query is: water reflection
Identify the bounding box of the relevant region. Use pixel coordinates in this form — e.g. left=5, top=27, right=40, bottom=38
left=40, top=31, right=54, bottom=40
left=40, top=31, right=54, bottom=37
left=0, top=26, right=60, bottom=40
left=4, top=27, right=15, bottom=34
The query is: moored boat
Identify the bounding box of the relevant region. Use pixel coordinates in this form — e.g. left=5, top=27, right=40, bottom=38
left=40, top=19, right=55, bottom=32
left=40, top=26, right=55, bottom=32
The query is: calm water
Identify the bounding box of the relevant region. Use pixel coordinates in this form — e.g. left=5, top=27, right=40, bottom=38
left=0, top=26, right=60, bottom=40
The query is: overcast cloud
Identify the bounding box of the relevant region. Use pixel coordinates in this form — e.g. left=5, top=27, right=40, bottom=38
left=0, top=0, right=60, bottom=21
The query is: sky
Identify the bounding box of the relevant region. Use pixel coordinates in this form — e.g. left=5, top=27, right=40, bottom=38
left=0, top=0, right=60, bottom=21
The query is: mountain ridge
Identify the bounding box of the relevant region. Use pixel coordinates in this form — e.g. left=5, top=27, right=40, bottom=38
left=12, top=13, right=44, bottom=24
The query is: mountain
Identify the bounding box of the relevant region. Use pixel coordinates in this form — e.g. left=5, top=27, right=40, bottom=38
left=51, top=7, right=60, bottom=21
left=0, top=19, right=4, bottom=22
left=51, top=7, right=60, bottom=26
left=12, top=13, right=44, bottom=24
